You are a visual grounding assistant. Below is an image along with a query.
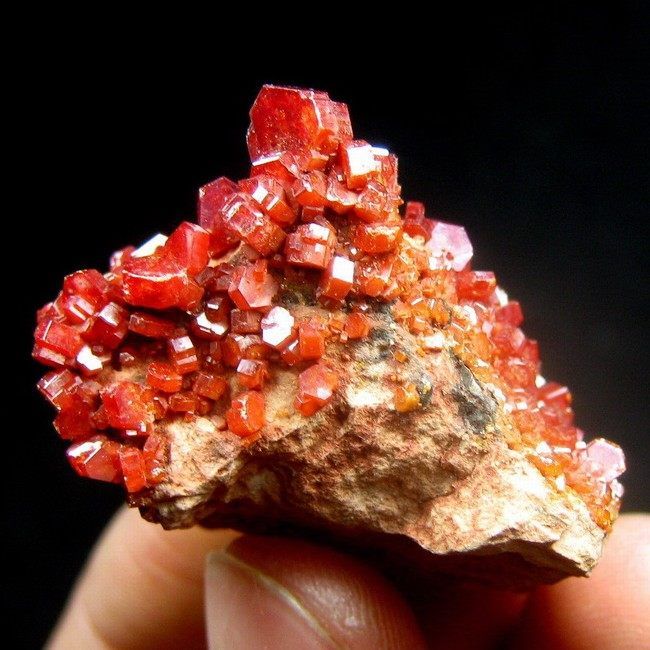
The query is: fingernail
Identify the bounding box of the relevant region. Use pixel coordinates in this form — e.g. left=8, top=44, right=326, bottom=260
left=205, top=549, right=338, bottom=650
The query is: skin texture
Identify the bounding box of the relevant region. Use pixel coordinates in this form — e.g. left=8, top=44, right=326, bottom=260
left=48, top=510, right=650, bottom=650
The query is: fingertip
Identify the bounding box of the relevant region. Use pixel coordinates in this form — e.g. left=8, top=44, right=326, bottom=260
left=204, top=535, right=427, bottom=650
left=49, top=506, right=237, bottom=650
left=508, top=513, right=650, bottom=650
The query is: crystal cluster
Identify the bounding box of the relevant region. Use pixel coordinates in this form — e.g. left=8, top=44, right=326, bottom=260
left=33, top=85, right=623, bottom=532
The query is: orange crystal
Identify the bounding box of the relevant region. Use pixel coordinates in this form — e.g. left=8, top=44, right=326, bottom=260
left=146, top=361, right=183, bottom=393
left=167, top=335, right=200, bottom=374
left=295, top=363, right=338, bottom=416
left=228, top=260, right=278, bottom=311
left=193, top=372, right=228, bottom=401
left=394, top=383, right=421, bottom=412
left=344, top=313, right=371, bottom=339
left=318, top=255, right=354, bottom=302
left=298, top=321, right=326, bottom=360
left=226, top=391, right=265, bottom=436
left=353, top=222, right=402, bottom=254
left=237, top=359, right=269, bottom=389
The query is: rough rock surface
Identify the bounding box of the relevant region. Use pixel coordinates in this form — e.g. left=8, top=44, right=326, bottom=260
left=132, top=306, right=605, bottom=589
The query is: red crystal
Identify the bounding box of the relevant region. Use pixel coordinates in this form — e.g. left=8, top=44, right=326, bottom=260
left=344, top=313, right=371, bottom=339
left=122, top=251, right=203, bottom=311
left=495, top=301, right=524, bottom=327
left=239, top=175, right=296, bottom=226
left=37, top=369, right=82, bottom=410
left=210, top=263, right=237, bottom=293
left=341, top=140, right=381, bottom=189
left=236, top=359, right=269, bottom=389
left=189, top=311, right=229, bottom=340
left=247, top=85, right=351, bottom=161
left=164, top=222, right=210, bottom=276
left=353, top=181, right=389, bottom=222
left=109, top=246, right=135, bottom=271
left=298, top=321, right=326, bottom=360
left=167, top=335, right=200, bottom=374
left=198, top=177, right=237, bottom=224
left=295, top=363, right=338, bottom=416
left=128, top=312, right=176, bottom=339
left=520, top=339, right=540, bottom=363
left=81, top=302, right=129, bottom=349
left=147, top=361, right=183, bottom=393
left=291, top=171, right=328, bottom=207
left=226, top=390, right=265, bottom=436
left=54, top=390, right=95, bottom=440
left=490, top=322, right=526, bottom=357
left=231, top=309, right=262, bottom=334
left=456, top=271, right=497, bottom=302
left=495, top=357, right=537, bottom=388
left=205, top=295, right=231, bottom=320
left=58, top=293, right=98, bottom=325
left=285, top=222, right=336, bottom=270
left=75, top=345, right=106, bottom=376
left=221, top=334, right=267, bottom=367
left=119, top=446, right=147, bottom=492
left=538, top=382, right=572, bottom=409
left=221, top=194, right=286, bottom=255
left=32, top=346, right=65, bottom=369
left=34, top=319, right=84, bottom=363
left=403, top=201, right=433, bottom=240
left=169, top=392, right=198, bottom=413
left=193, top=372, right=228, bottom=400
left=142, top=433, right=168, bottom=485
left=326, top=173, right=358, bottom=214
left=318, top=255, right=355, bottom=302
left=62, top=270, right=111, bottom=317
left=101, top=382, right=154, bottom=434
left=67, top=435, right=122, bottom=483
left=357, top=256, right=394, bottom=298
left=251, top=151, right=302, bottom=183
left=280, top=337, right=301, bottom=366
left=198, top=177, right=239, bottom=256
left=228, top=260, right=278, bottom=311
left=353, top=222, right=402, bottom=254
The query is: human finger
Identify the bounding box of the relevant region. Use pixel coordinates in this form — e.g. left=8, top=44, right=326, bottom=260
left=48, top=506, right=238, bottom=649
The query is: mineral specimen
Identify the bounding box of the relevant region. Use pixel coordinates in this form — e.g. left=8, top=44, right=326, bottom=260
left=33, top=84, right=625, bottom=587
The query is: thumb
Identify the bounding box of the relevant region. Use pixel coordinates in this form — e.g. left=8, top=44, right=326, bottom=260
left=205, top=535, right=427, bottom=650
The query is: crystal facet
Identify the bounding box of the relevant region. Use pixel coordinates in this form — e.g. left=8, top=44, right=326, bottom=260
left=295, top=363, right=338, bottom=416
left=226, top=391, right=265, bottom=436
left=261, top=307, right=295, bottom=350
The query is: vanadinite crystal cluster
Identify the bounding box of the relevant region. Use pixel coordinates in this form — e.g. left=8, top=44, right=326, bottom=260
left=33, top=85, right=625, bottom=585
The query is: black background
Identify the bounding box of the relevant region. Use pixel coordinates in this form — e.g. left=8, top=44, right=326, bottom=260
left=10, top=8, right=648, bottom=648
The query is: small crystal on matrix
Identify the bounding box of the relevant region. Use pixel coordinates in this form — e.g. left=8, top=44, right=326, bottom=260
left=147, top=361, right=183, bottom=393
left=318, top=255, right=355, bottom=302
left=226, top=391, right=265, bottom=436
left=193, top=372, right=228, bottom=400
left=295, top=363, right=338, bottom=416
